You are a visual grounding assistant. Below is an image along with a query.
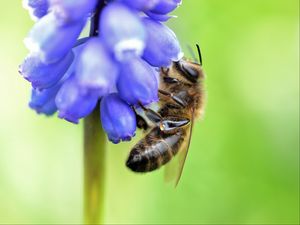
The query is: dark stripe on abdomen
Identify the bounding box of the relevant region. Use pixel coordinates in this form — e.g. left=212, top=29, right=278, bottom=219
left=126, top=127, right=184, bottom=172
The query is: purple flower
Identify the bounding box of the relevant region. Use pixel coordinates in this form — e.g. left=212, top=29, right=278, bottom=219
left=100, top=94, right=136, bottom=144
left=100, top=2, right=146, bottom=61
left=19, top=51, right=74, bottom=90
left=142, top=18, right=183, bottom=67
left=55, top=77, right=98, bottom=124
left=24, top=12, right=85, bottom=63
left=117, top=56, right=158, bottom=105
left=75, top=38, right=118, bottom=97
left=23, top=0, right=49, bottom=20
left=50, top=0, right=98, bottom=23
left=120, top=0, right=182, bottom=16
left=20, top=0, right=183, bottom=143
left=149, top=0, right=182, bottom=14
left=29, top=82, right=61, bottom=115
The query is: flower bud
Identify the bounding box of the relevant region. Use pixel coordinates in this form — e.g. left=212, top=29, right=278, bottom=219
left=29, top=83, right=61, bottom=115
left=100, top=93, right=136, bottom=144
left=25, top=12, right=85, bottom=64
left=100, top=2, right=146, bottom=61
left=50, top=0, right=98, bottom=23
left=145, top=11, right=173, bottom=22
left=142, top=18, right=183, bottom=67
left=55, top=77, right=98, bottom=123
left=19, top=51, right=74, bottom=90
left=23, top=0, right=49, bottom=20
left=119, top=0, right=159, bottom=11
left=75, top=38, right=118, bottom=97
left=117, top=56, right=158, bottom=105
left=150, top=0, right=181, bottom=14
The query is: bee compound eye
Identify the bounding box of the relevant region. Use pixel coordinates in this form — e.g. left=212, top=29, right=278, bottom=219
left=175, top=60, right=199, bottom=83
left=181, top=61, right=199, bottom=81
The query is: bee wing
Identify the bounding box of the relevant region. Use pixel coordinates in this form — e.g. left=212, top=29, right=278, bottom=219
left=164, top=112, right=194, bottom=187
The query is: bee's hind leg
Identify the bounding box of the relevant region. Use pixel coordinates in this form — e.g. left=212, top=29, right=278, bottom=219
left=132, top=107, right=149, bottom=131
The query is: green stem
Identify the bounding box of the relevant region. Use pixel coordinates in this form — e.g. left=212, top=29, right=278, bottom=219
left=84, top=106, right=106, bottom=224
left=83, top=2, right=107, bottom=223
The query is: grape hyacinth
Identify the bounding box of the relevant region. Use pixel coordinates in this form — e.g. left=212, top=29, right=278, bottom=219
left=20, top=0, right=183, bottom=144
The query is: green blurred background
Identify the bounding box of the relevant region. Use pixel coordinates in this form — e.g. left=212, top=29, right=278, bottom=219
left=0, top=0, right=299, bottom=224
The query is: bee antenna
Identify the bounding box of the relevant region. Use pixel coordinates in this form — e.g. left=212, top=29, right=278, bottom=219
left=196, top=44, right=202, bottom=65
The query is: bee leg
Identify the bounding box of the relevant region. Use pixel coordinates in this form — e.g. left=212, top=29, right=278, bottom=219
left=136, top=114, right=149, bottom=131
left=163, top=76, right=180, bottom=84
left=159, top=116, right=190, bottom=133
left=139, top=103, right=162, bottom=124
left=158, top=89, right=187, bottom=108
left=132, top=107, right=149, bottom=131
left=138, top=103, right=190, bottom=132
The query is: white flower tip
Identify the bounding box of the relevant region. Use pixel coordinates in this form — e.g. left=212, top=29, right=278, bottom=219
left=24, top=37, right=41, bottom=53
left=174, top=51, right=184, bottom=61
left=23, top=37, right=48, bottom=63
left=114, top=39, right=145, bottom=61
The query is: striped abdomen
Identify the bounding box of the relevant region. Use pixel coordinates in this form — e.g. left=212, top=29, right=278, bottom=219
left=126, top=127, right=185, bottom=172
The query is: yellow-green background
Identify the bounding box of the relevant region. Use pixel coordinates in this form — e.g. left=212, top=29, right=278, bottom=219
left=0, top=0, right=299, bottom=224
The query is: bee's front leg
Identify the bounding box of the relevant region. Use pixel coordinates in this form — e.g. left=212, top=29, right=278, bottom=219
left=138, top=103, right=190, bottom=134
left=158, top=89, right=187, bottom=107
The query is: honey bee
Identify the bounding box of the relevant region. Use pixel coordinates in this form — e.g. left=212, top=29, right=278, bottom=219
left=126, top=45, right=205, bottom=186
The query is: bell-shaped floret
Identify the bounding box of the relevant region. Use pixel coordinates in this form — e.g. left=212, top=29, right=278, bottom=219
left=120, top=0, right=181, bottom=14
left=50, top=0, right=98, bottom=23
left=119, top=0, right=158, bottom=11
left=149, top=0, right=181, bottom=14
left=25, top=12, right=85, bottom=64
left=19, top=51, right=74, bottom=90
left=29, top=83, right=61, bottom=115
left=144, top=11, right=174, bottom=22
left=142, top=18, right=183, bottom=67
left=99, top=2, right=146, bottom=61
left=100, top=93, right=136, bottom=144
left=55, top=77, right=98, bottom=123
left=75, top=38, right=118, bottom=97
left=23, top=0, right=49, bottom=20
left=117, top=56, right=158, bottom=105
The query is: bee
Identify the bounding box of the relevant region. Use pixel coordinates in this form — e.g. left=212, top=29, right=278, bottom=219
left=126, top=45, right=205, bottom=186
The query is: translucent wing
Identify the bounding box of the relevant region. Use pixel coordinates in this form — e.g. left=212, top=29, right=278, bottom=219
left=164, top=112, right=194, bottom=187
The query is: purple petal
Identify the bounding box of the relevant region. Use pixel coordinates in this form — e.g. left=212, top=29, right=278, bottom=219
left=150, top=0, right=181, bottom=14
left=117, top=56, right=158, bottom=105
left=145, top=11, right=174, bottom=22
left=19, top=51, right=74, bottom=90
left=142, top=18, right=183, bottom=67
left=100, top=2, right=146, bottom=61
left=24, top=12, right=85, bottom=64
left=100, top=93, right=136, bottom=144
left=29, top=82, right=61, bottom=116
left=119, top=0, right=159, bottom=11
left=75, top=38, right=118, bottom=97
left=55, top=77, right=98, bottom=124
left=50, top=0, right=98, bottom=23
left=23, top=0, right=49, bottom=20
